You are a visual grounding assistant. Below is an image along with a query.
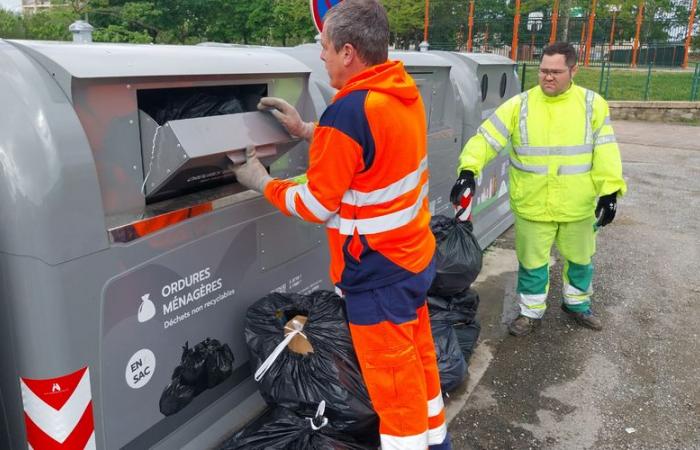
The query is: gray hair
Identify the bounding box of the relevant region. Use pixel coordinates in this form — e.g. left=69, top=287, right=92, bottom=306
left=323, top=0, right=389, bottom=66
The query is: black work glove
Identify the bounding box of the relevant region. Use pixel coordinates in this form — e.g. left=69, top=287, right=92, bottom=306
left=449, top=170, right=476, bottom=206
left=595, top=192, right=618, bottom=227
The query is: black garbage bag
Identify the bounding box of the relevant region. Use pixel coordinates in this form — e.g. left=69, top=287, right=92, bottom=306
left=431, top=320, right=468, bottom=393
left=198, top=338, right=235, bottom=388
left=159, top=368, right=196, bottom=416
left=221, top=404, right=370, bottom=450
left=180, top=341, right=208, bottom=394
left=159, top=338, right=235, bottom=416
left=454, top=320, right=481, bottom=363
left=428, top=290, right=481, bottom=364
left=151, top=91, right=245, bottom=124
left=429, top=215, right=483, bottom=296
left=427, top=289, right=480, bottom=324
left=180, top=338, right=235, bottom=391
left=245, top=291, right=378, bottom=441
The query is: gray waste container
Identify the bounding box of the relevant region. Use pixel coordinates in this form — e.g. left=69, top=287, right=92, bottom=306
left=0, top=39, right=517, bottom=450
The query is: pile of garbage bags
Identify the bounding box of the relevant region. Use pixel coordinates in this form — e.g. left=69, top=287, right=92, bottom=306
left=429, top=215, right=483, bottom=393
left=225, top=213, right=484, bottom=446
left=159, top=338, right=234, bottom=416
left=222, top=290, right=379, bottom=449
left=222, top=401, right=369, bottom=450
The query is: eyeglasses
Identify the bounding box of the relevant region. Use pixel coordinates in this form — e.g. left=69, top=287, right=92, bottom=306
left=538, top=68, right=570, bottom=77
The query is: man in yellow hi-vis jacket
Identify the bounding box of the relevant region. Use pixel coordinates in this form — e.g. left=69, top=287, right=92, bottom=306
left=450, top=42, right=627, bottom=336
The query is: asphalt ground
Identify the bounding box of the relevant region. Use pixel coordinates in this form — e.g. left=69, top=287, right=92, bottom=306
left=445, top=120, right=700, bottom=450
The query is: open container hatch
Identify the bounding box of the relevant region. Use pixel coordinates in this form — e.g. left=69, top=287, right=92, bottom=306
left=138, top=84, right=299, bottom=203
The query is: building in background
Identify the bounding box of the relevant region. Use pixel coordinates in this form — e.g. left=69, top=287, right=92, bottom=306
left=21, top=0, right=52, bottom=14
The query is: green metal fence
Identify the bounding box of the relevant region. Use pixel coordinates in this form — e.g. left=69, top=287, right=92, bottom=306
left=519, top=62, right=700, bottom=102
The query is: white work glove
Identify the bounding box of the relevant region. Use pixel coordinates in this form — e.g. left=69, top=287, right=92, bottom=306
left=258, top=97, right=315, bottom=141
left=231, top=146, right=273, bottom=193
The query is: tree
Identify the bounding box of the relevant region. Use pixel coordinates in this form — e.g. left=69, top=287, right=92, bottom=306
left=0, top=8, right=25, bottom=39
left=271, top=0, right=316, bottom=47
left=428, top=0, right=469, bottom=50
left=22, top=7, right=78, bottom=41
left=384, top=0, right=423, bottom=49
left=93, top=24, right=151, bottom=42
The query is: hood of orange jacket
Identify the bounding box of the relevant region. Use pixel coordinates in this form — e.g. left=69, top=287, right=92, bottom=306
left=334, top=60, right=419, bottom=106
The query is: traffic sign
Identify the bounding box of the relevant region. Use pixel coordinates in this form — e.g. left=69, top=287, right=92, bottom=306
left=310, top=0, right=344, bottom=32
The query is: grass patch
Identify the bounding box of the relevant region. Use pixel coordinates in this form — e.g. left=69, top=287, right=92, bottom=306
left=519, top=65, right=698, bottom=101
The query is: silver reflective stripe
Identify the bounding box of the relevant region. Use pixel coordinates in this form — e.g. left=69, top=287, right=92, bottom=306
left=380, top=431, right=429, bottom=450
left=558, top=163, right=592, bottom=175
left=584, top=89, right=595, bottom=144
left=338, top=183, right=429, bottom=235
left=595, top=134, right=617, bottom=146
left=479, top=125, right=505, bottom=152
left=593, top=116, right=613, bottom=140
left=519, top=92, right=529, bottom=145
left=342, top=157, right=427, bottom=206
left=509, top=156, right=547, bottom=174
left=326, top=213, right=340, bottom=230
left=287, top=183, right=336, bottom=221
left=488, top=113, right=510, bottom=140
left=427, top=393, right=444, bottom=417
left=285, top=185, right=301, bottom=218
left=428, top=422, right=448, bottom=446
left=514, top=144, right=593, bottom=156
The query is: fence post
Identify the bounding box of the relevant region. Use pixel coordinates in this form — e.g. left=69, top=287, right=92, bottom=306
left=511, top=0, right=521, bottom=61
left=691, top=63, right=700, bottom=102
left=467, top=0, right=475, bottom=52
left=584, top=0, right=598, bottom=67
left=644, top=61, right=653, bottom=101
left=521, top=62, right=527, bottom=92
left=549, top=0, right=559, bottom=45
left=631, top=0, right=644, bottom=68
left=604, top=61, right=611, bottom=99
left=682, top=0, right=698, bottom=69
left=598, top=60, right=606, bottom=94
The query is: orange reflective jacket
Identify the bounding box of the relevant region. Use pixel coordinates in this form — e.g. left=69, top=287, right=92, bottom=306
left=264, top=61, right=435, bottom=292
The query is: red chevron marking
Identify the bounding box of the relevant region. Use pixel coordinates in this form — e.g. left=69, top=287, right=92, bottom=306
left=24, top=402, right=94, bottom=449
left=22, top=367, right=88, bottom=411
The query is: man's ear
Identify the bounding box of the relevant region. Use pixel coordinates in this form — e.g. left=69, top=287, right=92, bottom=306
left=570, top=64, right=579, bottom=78
left=342, top=43, right=356, bottom=67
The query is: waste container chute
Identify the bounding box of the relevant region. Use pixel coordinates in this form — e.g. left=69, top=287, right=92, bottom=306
left=0, top=40, right=327, bottom=450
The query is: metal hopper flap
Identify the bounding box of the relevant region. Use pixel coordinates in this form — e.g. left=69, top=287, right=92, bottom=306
left=140, top=110, right=299, bottom=202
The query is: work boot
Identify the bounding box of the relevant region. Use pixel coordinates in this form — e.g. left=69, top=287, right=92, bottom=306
left=508, top=315, right=540, bottom=336
left=561, top=304, right=603, bottom=331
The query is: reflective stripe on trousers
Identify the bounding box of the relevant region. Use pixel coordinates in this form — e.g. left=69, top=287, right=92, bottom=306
left=514, top=215, right=596, bottom=318
left=344, top=269, right=450, bottom=450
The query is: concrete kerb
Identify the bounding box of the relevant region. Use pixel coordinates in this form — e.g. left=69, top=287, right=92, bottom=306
left=444, top=243, right=518, bottom=423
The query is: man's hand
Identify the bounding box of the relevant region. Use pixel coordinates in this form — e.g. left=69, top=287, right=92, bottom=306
left=595, top=192, right=618, bottom=227
left=258, top=97, right=315, bottom=141
left=230, top=146, right=273, bottom=193
left=450, top=170, right=476, bottom=221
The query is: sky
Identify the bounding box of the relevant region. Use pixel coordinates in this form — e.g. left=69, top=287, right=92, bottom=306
left=0, top=0, right=20, bottom=12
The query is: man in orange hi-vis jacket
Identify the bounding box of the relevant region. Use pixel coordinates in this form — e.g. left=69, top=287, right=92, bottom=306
left=231, top=1, right=450, bottom=448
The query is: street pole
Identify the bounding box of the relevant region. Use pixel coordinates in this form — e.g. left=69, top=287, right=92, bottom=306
left=632, top=0, right=644, bottom=68
left=608, top=10, right=617, bottom=62
left=550, top=0, right=560, bottom=45
left=423, top=0, right=430, bottom=48
left=682, top=0, right=698, bottom=69
left=467, top=0, right=475, bottom=53
left=512, top=0, right=521, bottom=61
left=579, top=22, right=587, bottom=65
left=584, top=0, right=597, bottom=67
